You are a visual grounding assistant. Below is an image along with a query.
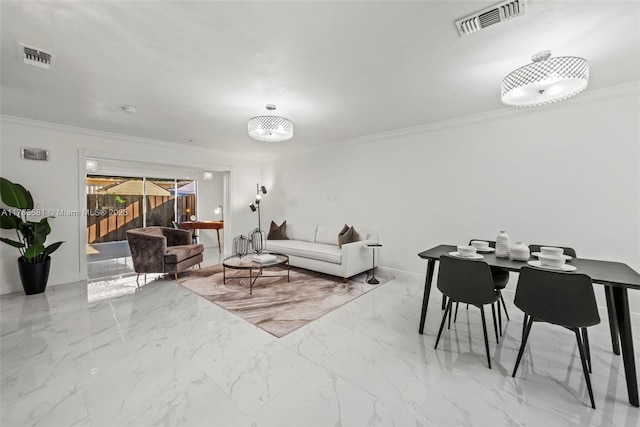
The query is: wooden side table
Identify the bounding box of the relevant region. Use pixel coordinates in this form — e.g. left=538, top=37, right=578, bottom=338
left=179, top=220, right=224, bottom=253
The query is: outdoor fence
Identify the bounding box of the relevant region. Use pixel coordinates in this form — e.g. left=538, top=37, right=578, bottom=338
left=86, top=194, right=196, bottom=243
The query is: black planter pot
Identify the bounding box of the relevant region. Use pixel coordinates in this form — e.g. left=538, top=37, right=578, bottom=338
left=17, top=256, right=51, bottom=295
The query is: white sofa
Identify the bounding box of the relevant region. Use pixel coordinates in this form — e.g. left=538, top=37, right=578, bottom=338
left=265, top=223, right=377, bottom=280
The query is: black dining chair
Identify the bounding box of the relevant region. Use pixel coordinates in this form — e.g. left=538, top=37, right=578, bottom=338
left=471, top=239, right=511, bottom=326
left=525, top=245, right=581, bottom=346
left=451, top=240, right=510, bottom=333
left=511, top=266, right=600, bottom=409
left=435, top=255, right=501, bottom=369
left=526, top=245, right=597, bottom=372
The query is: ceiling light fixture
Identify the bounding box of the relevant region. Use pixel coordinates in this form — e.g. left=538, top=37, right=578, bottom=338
left=501, top=50, right=589, bottom=107
left=247, top=104, right=293, bottom=142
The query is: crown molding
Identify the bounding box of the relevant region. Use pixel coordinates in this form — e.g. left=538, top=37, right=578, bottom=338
left=262, top=81, right=640, bottom=161
left=0, top=114, right=254, bottom=163
left=3, top=81, right=638, bottom=164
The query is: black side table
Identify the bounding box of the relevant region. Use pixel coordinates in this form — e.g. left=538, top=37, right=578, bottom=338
left=365, top=243, right=382, bottom=284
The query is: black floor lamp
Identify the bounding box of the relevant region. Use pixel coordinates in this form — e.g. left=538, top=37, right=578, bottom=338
left=249, top=184, right=267, bottom=253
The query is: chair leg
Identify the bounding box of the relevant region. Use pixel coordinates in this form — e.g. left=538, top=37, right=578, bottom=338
left=435, top=300, right=453, bottom=349
left=441, top=294, right=447, bottom=310
left=500, top=294, right=510, bottom=320
left=454, top=302, right=459, bottom=323
left=522, top=313, right=529, bottom=340
left=497, top=300, right=503, bottom=336
left=512, top=316, right=534, bottom=377
left=198, top=263, right=202, bottom=269
left=490, top=302, right=499, bottom=343
left=448, top=301, right=454, bottom=329
left=480, top=306, right=491, bottom=369
left=136, top=273, right=140, bottom=286
left=174, top=273, right=178, bottom=281
left=582, top=328, right=592, bottom=373
left=575, top=328, right=596, bottom=409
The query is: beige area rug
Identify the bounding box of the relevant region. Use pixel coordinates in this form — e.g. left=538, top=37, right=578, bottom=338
left=177, top=264, right=385, bottom=338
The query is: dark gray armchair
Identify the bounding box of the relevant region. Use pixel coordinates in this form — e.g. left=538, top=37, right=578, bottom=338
left=126, top=227, right=204, bottom=284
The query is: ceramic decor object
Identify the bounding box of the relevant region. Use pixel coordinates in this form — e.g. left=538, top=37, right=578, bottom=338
left=496, top=230, right=511, bottom=258
left=509, top=241, right=530, bottom=261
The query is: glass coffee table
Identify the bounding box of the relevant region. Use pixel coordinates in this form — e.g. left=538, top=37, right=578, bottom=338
left=222, top=252, right=289, bottom=295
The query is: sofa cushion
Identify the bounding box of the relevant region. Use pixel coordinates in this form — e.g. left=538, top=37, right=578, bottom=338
left=286, top=223, right=317, bottom=243
left=315, top=224, right=342, bottom=246
left=267, top=220, right=288, bottom=240
left=164, top=244, right=204, bottom=264
left=338, top=225, right=360, bottom=247
left=266, top=240, right=341, bottom=264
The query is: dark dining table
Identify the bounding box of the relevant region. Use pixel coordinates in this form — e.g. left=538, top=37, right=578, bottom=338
left=418, top=244, right=640, bottom=407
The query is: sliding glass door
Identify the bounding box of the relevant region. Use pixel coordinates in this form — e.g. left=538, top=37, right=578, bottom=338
left=86, top=175, right=198, bottom=244
left=86, top=176, right=144, bottom=244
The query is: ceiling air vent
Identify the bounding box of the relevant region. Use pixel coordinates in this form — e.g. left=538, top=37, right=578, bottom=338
left=456, top=0, right=527, bottom=36
left=20, top=44, right=54, bottom=69
left=21, top=147, right=49, bottom=161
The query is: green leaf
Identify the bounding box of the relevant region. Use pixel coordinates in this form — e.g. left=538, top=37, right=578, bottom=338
left=0, top=237, right=25, bottom=249
left=0, top=211, right=21, bottom=229
left=43, top=241, right=64, bottom=257
left=31, top=219, right=51, bottom=245
left=22, top=220, right=49, bottom=245
left=0, top=177, right=28, bottom=209
left=19, top=222, right=35, bottom=242
left=36, top=217, right=52, bottom=233
left=14, top=184, right=34, bottom=210
left=24, top=243, right=44, bottom=260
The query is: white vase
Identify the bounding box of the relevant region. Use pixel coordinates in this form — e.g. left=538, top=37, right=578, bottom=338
left=496, top=231, right=510, bottom=258
left=509, top=241, right=530, bottom=261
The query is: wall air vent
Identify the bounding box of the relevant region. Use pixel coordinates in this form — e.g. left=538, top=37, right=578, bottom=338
left=456, top=0, right=527, bottom=36
left=20, top=44, right=54, bottom=69
left=21, top=147, right=49, bottom=161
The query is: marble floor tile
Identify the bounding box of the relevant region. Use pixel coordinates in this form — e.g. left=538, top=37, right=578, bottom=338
left=1, top=270, right=638, bottom=427
left=195, top=340, right=318, bottom=414
left=250, top=366, right=380, bottom=426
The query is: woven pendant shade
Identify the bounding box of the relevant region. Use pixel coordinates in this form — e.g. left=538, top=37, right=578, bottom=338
left=501, top=51, right=589, bottom=107
left=248, top=104, right=293, bottom=142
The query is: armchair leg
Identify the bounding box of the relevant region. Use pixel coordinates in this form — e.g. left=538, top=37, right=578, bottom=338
left=174, top=273, right=178, bottom=281
left=198, top=263, right=201, bottom=269
left=139, top=273, right=147, bottom=285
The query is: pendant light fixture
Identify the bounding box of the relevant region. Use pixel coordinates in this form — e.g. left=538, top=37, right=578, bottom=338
left=247, top=104, right=293, bottom=142
left=501, top=50, right=589, bottom=107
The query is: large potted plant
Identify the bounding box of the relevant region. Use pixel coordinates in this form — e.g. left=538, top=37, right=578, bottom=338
left=0, top=177, right=64, bottom=295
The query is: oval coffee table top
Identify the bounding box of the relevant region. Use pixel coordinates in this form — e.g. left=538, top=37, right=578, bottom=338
left=223, top=252, right=288, bottom=269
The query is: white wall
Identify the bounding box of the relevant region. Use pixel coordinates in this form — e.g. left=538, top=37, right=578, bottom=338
left=196, top=171, right=226, bottom=250
left=262, top=84, right=640, bottom=313
left=0, top=116, right=261, bottom=295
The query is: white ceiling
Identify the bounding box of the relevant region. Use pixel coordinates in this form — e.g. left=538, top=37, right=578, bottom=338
left=1, top=1, right=639, bottom=160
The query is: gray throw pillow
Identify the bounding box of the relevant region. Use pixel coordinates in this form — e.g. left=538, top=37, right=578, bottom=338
left=267, top=220, right=288, bottom=240
left=338, top=225, right=359, bottom=247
